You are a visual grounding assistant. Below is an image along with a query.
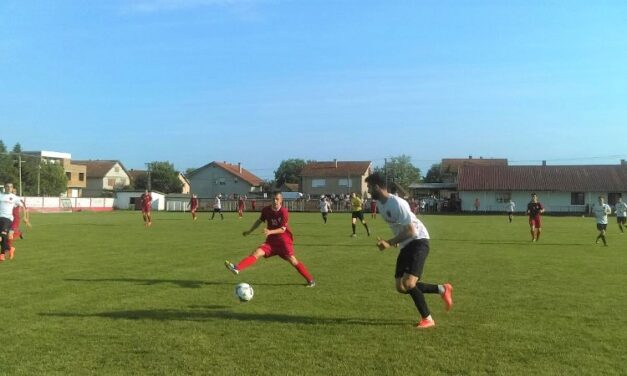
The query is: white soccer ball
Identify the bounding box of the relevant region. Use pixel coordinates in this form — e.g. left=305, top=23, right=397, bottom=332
left=234, top=283, right=254, bottom=302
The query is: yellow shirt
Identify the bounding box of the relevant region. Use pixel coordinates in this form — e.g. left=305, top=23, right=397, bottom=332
left=351, top=196, right=363, bottom=211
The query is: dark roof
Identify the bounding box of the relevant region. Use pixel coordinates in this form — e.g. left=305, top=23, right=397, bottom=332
left=189, top=162, right=263, bottom=186
left=409, top=182, right=458, bottom=190
left=441, top=158, right=508, bottom=174
left=300, top=161, right=372, bottom=177
left=458, top=165, right=627, bottom=192
left=73, top=160, right=129, bottom=178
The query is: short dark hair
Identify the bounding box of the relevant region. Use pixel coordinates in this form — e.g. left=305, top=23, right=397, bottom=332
left=365, top=172, right=385, bottom=187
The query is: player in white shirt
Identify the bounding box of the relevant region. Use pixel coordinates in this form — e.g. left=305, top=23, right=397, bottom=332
left=0, top=183, right=26, bottom=261
left=319, top=196, right=332, bottom=224
left=506, top=199, right=516, bottom=223
left=365, top=173, right=453, bottom=329
left=614, top=197, right=627, bottom=233
left=592, top=195, right=612, bottom=246
left=210, top=194, right=224, bottom=220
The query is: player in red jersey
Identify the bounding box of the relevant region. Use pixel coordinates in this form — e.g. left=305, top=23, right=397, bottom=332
left=189, top=194, right=199, bottom=221
left=526, top=193, right=545, bottom=242
left=224, top=192, right=315, bottom=287
left=370, top=198, right=377, bottom=219
left=140, top=190, right=152, bottom=227
left=237, top=195, right=246, bottom=219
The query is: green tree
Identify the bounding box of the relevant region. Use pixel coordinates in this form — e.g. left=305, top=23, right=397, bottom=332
left=135, top=161, right=183, bottom=193
left=274, top=158, right=307, bottom=187
left=12, top=143, right=22, bottom=153
left=373, top=154, right=421, bottom=190
left=36, top=162, right=67, bottom=196
left=0, top=140, right=6, bottom=153
left=423, top=164, right=442, bottom=183
left=185, top=167, right=197, bottom=176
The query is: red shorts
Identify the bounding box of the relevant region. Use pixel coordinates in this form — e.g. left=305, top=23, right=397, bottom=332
left=142, top=206, right=151, bottom=213
left=529, top=216, right=542, bottom=228
left=259, top=239, right=294, bottom=260
left=191, top=206, right=197, bottom=212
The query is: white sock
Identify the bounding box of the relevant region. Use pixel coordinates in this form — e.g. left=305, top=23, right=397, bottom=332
left=438, top=285, right=445, bottom=294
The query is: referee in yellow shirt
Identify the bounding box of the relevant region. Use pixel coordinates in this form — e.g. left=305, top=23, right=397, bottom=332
left=350, top=193, right=371, bottom=237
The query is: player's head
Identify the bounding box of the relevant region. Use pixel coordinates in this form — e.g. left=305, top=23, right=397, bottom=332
left=365, top=173, right=386, bottom=201
left=5, top=183, right=13, bottom=192
left=619, top=196, right=624, bottom=203
left=272, top=192, right=283, bottom=209
left=351, top=192, right=356, bottom=198
left=531, top=193, right=538, bottom=202
left=598, top=195, right=605, bottom=204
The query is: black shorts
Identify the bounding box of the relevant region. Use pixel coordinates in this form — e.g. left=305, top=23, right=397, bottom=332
left=395, top=239, right=430, bottom=279
left=352, top=211, right=364, bottom=221
left=617, top=216, right=626, bottom=225
left=213, top=208, right=222, bottom=213
left=596, top=223, right=607, bottom=231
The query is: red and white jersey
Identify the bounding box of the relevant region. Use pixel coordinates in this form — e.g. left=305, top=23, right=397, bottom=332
left=260, top=205, right=293, bottom=243
left=0, top=193, right=24, bottom=221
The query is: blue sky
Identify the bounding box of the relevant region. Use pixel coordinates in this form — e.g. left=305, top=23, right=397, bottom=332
left=2, top=0, right=626, bottom=180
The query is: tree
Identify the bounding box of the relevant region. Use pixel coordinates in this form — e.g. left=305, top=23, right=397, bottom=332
left=373, top=154, right=421, bottom=189
left=185, top=167, right=197, bottom=176
left=0, top=140, right=6, bottom=153
left=135, top=161, right=183, bottom=193
left=12, top=143, right=22, bottom=153
left=37, top=162, right=67, bottom=196
left=423, top=164, right=442, bottom=183
left=274, top=158, right=307, bottom=187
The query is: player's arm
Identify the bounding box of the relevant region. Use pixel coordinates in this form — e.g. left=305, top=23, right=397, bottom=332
left=377, top=223, right=415, bottom=251
left=243, top=219, right=263, bottom=236
left=264, top=226, right=286, bottom=236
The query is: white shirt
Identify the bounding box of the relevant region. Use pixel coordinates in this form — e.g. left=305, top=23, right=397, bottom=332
left=615, top=202, right=627, bottom=217
left=506, top=201, right=516, bottom=212
left=213, top=197, right=221, bottom=209
left=593, top=203, right=612, bottom=224
left=0, top=193, right=24, bottom=221
left=319, top=200, right=330, bottom=213
left=377, top=194, right=430, bottom=248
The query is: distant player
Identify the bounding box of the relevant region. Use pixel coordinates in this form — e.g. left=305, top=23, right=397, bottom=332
left=224, top=192, right=315, bottom=287
left=526, top=193, right=545, bottom=242
left=593, top=195, right=612, bottom=246
left=211, top=194, right=224, bottom=220
left=140, top=190, right=152, bottom=227
left=370, top=198, right=377, bottom=219
left=319, top=196, right=332, bottom=224
left=506, top=199, right=516, bottom=223
left=0, top=183, right=28, bottom=261
left=189, top=194, right=199, bottom=221
left=251, top=199, right=256, bottom=211
left=365, top=173, right=453, bottom=329
left=7, top=186, right=30, bottom=260
left=350, top=193, right=370, bottom=237
left=237, top=195, right=246, bottom=219
left=614, top=196, right=626, bottom=233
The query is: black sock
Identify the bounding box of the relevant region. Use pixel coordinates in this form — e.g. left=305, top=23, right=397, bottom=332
left=407, top=287, right=430, bottom=318
left=352, top=224, right=356, bottom=234
left=601, top=234, right=607, bottom=245
left=364, top=223, right=370, bottom=235
left=417, top=282, right=439, bottom=294
left=596, top=234, right=602, bottom=241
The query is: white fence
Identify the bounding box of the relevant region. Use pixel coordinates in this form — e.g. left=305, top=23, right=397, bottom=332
left=24, top=197, right=115, bottom=212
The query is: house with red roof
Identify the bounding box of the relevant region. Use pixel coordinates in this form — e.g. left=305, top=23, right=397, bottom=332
left=187, top=161, right=264, bottom=198
left=457, top=161, right=627, bottom=213
left=300, top=160, right=372, bottom=198
left=73, top=160, right=131, bottom=197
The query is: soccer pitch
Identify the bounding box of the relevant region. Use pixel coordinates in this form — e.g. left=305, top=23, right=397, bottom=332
left=1, top=211, right=625, bottom=375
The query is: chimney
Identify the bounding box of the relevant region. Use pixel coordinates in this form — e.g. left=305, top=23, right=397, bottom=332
left=238, top=162, right=242, bottom=173
left=334, top=159, right=338, bottom=168
left=542, top=160, right=547, bottom=166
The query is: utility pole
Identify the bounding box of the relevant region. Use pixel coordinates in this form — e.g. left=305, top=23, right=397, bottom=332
left=18, top=154, right=22, bottom=196
left=384, top=158, right=388, bottom=190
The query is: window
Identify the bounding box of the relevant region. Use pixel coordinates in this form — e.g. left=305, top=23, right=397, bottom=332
left=571, top=192, right=585, bottom=205
left=312, top=179, right=326, bottom=188
left=107, top=178, right=115, bottom=187
left=217, top=177, right=226, bottom=185
left=66, top=172, right=72, bottom=180
left=338, top=178, right=352, bottom=187
left=495, top=192, right=511, bottom=203
left=79, top=173, right=85, bottom=181
left=608, top=192, right=621, bottom=206
left=114, top=166, right=120, bottom=172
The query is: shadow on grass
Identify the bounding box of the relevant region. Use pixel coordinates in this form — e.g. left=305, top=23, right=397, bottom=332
left=64, top=278, right=305, bottom=289
left=40, top=308, right=405, bottom=326
left=438, top=238, right=587, bottom=246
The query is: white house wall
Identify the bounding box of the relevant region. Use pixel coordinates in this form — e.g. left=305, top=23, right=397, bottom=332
left=459, top=191, right=626, bottom=213
left=188, top=166, right=254, bottom=198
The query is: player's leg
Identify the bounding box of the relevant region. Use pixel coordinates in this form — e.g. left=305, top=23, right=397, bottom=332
left=322, top=212, right=327, bottom=223
left=220, top=209, right=224, bottom=220
left=360, top=213, right=370, bottom=236
left=618, top=217, right=624, bottom=233
left=211, top=210, right=215, bottom=220
left=284, top=254, right=314, bottom=286
left=7, top=230, right=15, bottom=260
left=225, top=247, right=266, bottom=275
left=351, top=216, right=357, bottom=236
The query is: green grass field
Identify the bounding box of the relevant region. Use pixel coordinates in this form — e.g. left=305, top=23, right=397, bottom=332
left=1, top=210, right=625, bottom=375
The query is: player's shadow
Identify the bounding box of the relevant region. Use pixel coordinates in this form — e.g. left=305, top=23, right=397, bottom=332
left=40, top=308, right=405, bottom=326
left=64, top=278, right=305, bottom=289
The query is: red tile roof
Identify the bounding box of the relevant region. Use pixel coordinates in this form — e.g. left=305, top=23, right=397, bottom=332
left=458, top=165, right=627, bottom=192
left=441, top=158, right=508, bottom=174
left=194, top=162, right=263, bottom=186
left=73, top=160, right=128, bottom=178
left=300, top=161, right=372, bottom=177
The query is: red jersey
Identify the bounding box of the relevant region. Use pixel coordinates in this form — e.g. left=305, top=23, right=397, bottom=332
left=141, top=194, right=152, bottom=207
left=238, top=197, right=245, bottom=209
left=12, top=205, right=20, bottom=227
left=260, top=205, right=293, bottom=243
left=190, top=197, right=198, bottom=209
